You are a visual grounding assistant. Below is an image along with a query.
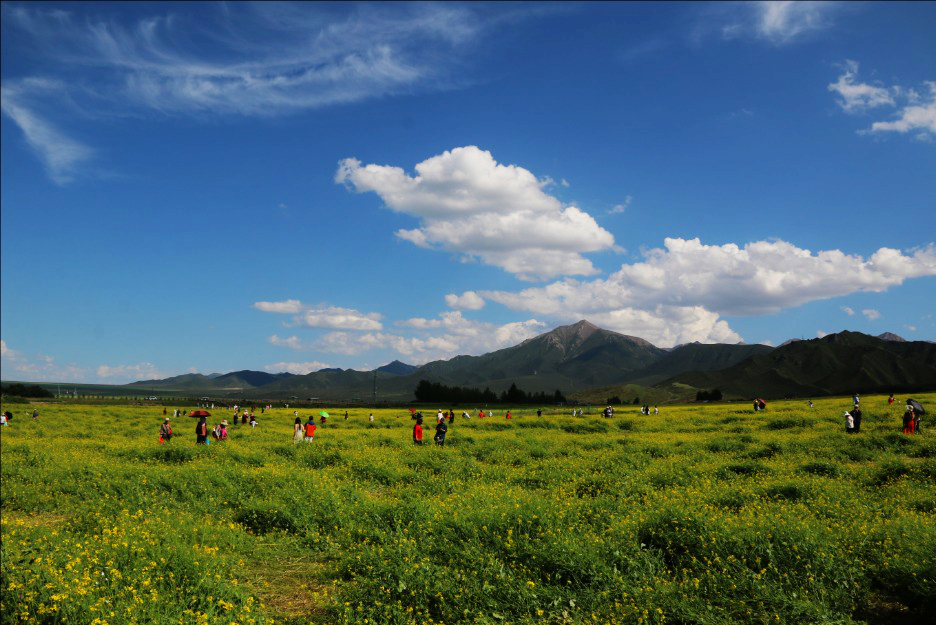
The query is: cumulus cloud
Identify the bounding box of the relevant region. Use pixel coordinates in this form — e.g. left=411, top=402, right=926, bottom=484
left=480, top=237, right=936, bottom=347
left=336, top=146, right=615, bottom=280
left=263, top=361, right=331, bottom=375
left=829, top=62, right=936, bottom=140
left=862, top=308, right=881, bottom=321
left=445, top=291, right=485, bottom=310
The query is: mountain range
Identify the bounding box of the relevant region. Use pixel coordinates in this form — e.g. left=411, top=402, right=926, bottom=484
left=126, top=321, right=936, bottom=402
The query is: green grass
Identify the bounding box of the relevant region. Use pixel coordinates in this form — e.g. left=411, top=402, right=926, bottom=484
left=1, top=395, right=934, bottom=624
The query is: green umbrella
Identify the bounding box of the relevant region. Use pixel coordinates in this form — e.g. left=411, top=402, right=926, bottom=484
left=320, top=411, right=330, bottom=418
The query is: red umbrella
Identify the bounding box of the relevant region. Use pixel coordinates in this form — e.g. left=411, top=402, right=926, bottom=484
left=189, top=410, right=211, bottom=418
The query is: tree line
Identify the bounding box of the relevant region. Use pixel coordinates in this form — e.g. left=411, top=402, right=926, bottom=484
left=414, top=380, right=566, bottom=404
left=1, top=383, right=54, bottom=398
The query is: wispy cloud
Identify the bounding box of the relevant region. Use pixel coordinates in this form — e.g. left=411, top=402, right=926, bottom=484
left=608, top=196, right=632, bottom=215
left=862, top=308, right=881, bottom=321
left=255, top=300, right=383, bottom=331
left=263, top=361, right=331, bottom=375
left=829, top=61, right=936, bottom=140
left=0, top=79, right=95, bottom=184
left=841, top=306, right=855, bottom=316
left=700, top=1, right=842, bottom=46
left=2, top=3, right=500, bottom=183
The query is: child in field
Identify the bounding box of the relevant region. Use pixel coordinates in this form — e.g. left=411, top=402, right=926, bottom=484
left=249, top=414, right=258, bottom=428
left=844, top=411, right=854, bottom=434
left=413, top=417, right=423, bottom=445
left=850, top=409, right=862, bottom=433
left=304, top=417, right=317, bottom=442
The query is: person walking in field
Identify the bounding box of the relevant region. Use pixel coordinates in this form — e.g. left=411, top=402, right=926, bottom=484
left=413, top=416, right=424, bottom=445
left=435, top=417, right=448, bottom=446
left=851, top=408, right=862, bottom=433
left=33, top=409, right=39, bottom=420
left=844, top=411, right=855, bottom=434
left=506, top=410, right=511, bottom=420
left=304, top=416, right=317, bottom=442
left=160, top=418, right=173, bottom=443
left=369, top=413, right=375, bottom=423
left=195, top=416, right=208, bottom=445
left=293, top=416, right=303, bottom=444
left=902, top=407, right=914, bottom=435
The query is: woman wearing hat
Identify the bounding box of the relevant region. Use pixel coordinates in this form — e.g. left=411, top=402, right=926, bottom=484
left=160, top=418, right=173, bottom=443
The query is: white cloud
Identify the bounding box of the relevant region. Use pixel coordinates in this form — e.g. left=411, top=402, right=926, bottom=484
left=0, top=79, right=95, bottom=185
left=870, top=82, right=936, bottom=138
left=254, top=299, right=304, bottom=314
left=752, top=1, right=838, bottom=44
left=608, top=195, right=632, bottom=215
left=313, top=313, right=546, bottom=364
left=445, top=291, right=486, bottom=310
left=96, top=362, right=166, bottom=381
left=710, top=1, right=840, bottom=46
left=299, top=306, right=383, bottom=331
left=828, top=60, right=895, bottom=112
left=0, top=340, right=88, bottom=382
left=336, top=146, right=615, bottom=281
left=255, top=300, right=383, bottom=330
left=2, top=3, right=498, bottom=182
left=269, top=335, right=314, bottom=351
left=485, top=238, right=936, bottom=317
left=829, top=62, right=936, bottom=140
left=841, top=306, right=855, bottom=316
left=479, top=237, right=936, bottom=347
left=862, top=308, right=881, bottom=321
left=263, top=361, right=331, bottom=375
left=903, top=324, right=917, bottom=333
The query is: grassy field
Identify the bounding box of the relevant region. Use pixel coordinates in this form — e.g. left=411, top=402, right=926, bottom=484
left=1, top=395, right=934, bottom=625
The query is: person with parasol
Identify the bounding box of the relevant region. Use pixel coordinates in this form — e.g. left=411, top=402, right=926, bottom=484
left=190, top=410, right=210, bottom=444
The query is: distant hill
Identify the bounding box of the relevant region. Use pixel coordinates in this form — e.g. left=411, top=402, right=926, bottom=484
left=120, top=324, right=935, bottom=402
left=130, top=370, right=293, bottom=391
left=663, top=331, right=936, bottom=398
left=877, top=332, right=907, bottom=342
left=377, top=360, right=418, bottom=376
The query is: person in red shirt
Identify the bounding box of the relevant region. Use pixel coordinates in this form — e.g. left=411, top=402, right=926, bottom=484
left=304, top=417, right=317, bottom=442
left=413, top=416, right=423, bottom=445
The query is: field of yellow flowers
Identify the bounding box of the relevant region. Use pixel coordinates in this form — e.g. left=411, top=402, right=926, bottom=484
left=1, top=394, right=934, bottom=625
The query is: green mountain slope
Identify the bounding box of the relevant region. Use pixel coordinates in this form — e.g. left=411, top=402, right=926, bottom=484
left=663, top=331, right=936, bottom=398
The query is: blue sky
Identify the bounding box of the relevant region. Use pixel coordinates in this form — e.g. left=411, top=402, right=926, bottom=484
left=2, top=1, right=935, bottom=384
